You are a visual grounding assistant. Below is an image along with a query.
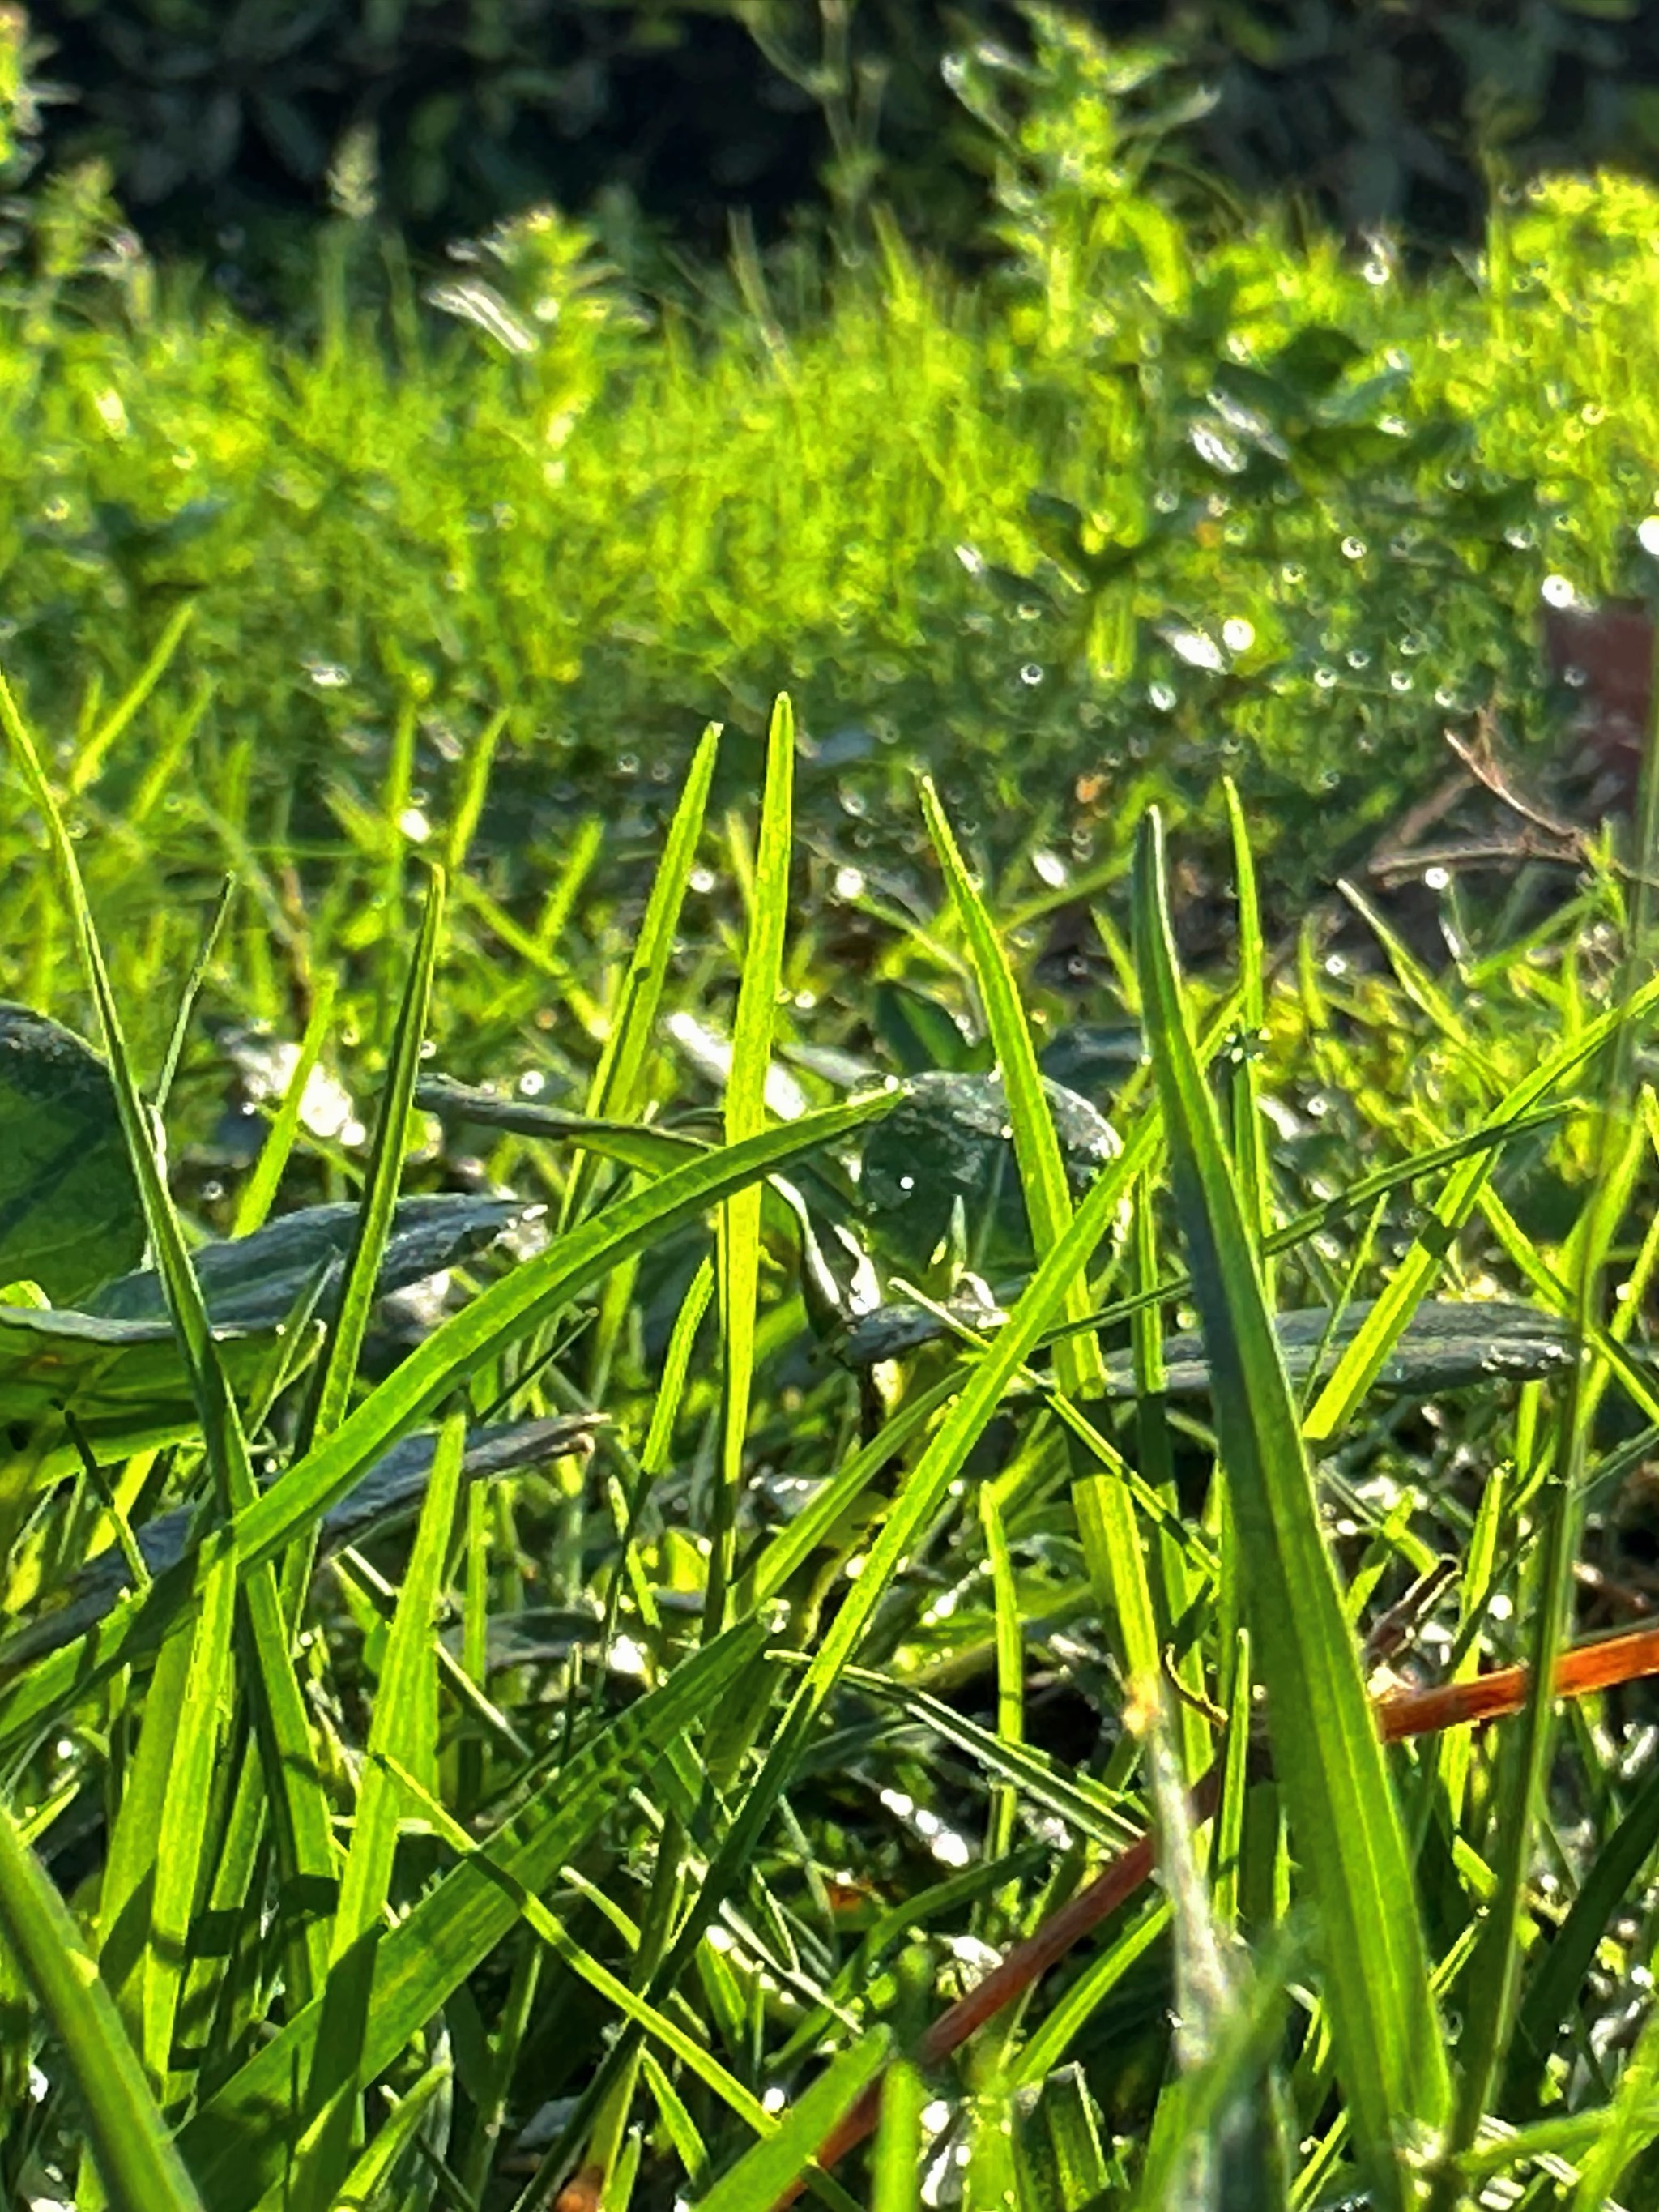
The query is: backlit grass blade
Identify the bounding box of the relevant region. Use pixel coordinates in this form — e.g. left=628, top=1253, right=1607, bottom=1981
left=288, top=1407, right=467, bottom=2212
left=710, top=693, right=794, bottom=1638
left=70, top=596, right=197, bottom=796
left=568, top=721, right=720, bottom=1217
left=332, top=2063, right=452, bottom=2212
left=300, top=867, right=444, bottom=1451
left=178, top=1617, right=768, bottom=2212
left=0, top=668, right=338, bottom=2005
left=922, top=775, right=1158, bottom=1684
left=232, top=972, right=339, bottom=1236
left=869, top=2052, right=923, bottom=2212
left=0, top=1800, right=208, bottom=2212
left=1132, top=809, right=1448, bottom=2203
left=0, top=1092, right=893, bottom=1757
left=643, top=1111, right=1162, bottom=2024
left=1222, top=779, right=1270, bottom=1304
left=144, top=1554, right=238, bottom=2074
left=442, top=703, right=509, bottom=874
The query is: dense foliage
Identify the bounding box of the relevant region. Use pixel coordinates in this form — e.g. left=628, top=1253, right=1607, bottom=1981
left=30, top=0, right=1659, bottom=271
left=4, top=7, right=1659, bottom=2212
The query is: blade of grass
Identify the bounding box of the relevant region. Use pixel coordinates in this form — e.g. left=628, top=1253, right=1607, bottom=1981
left=442, top=704, right=509, bottom=875
left=70, top=596, right=197, bottom=796
left=179, top=1617, right=770, bottom=2212
left=689, top=2031, right=891, bottom=2212
left=0, top=668, right=338, bottom=2007
left=0, top=1092, right=893, bottom=1758
left=380, top=1749, right=781, bottom=2137
left=299, top=869, right=444, bottom=1452
left=153, top=875, right=234, bottom=1118
left=709, top=695, right=793, bottom=1642
left=287, top=1407, right=467, bottom=2212
left=922, top=776, right=1157, bottom=1685
left=0, top=1797, right=208, bottom=2211
left=566, top=721, right=719, bottom=1224
left=1303, top=969, right=1659, bottom=1445
left=232, top=974, right=339, bottom=1237
left=1132, top=808, right=1448, bottom=2202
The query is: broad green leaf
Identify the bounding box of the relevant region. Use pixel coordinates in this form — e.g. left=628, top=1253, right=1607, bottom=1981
left=839, top=1295, right=1574, bottom=1400
left=1132, top=809, right=1448, bottom=2202
left=0, top=1412, right=587, bottom=1677
left=417, top=1076, right=702, bottom=1176
left=858, top=1066, right=1120, bottom=1271
left=89, top=1190, right=522, bottom=1330
left=0, top=1003, right=144, bottom=1301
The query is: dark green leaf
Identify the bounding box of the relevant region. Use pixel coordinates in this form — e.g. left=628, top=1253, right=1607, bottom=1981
left=0, top=1004, right=144, bottom=1302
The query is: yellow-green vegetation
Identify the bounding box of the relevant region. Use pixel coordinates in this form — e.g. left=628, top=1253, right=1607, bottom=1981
left=6, top=11, right=1659, bottom=2212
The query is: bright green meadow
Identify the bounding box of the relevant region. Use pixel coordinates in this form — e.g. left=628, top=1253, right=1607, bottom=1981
left=9, top=12, right=1659, bottom=2211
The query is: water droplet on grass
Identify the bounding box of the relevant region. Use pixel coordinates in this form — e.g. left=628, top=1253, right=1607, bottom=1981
left=1167, top=629, right=1223, bottom=671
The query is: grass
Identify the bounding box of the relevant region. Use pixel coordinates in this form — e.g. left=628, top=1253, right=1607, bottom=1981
left=9, top=9, right=1659, bottom=2206
left=0, top=647, right=1658, bottom=2206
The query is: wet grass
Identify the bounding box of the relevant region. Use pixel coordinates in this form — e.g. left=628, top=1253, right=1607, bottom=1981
left=6, top=11, right=1659, bottom=2204
left=0, top=660, right=1657, bottom=2205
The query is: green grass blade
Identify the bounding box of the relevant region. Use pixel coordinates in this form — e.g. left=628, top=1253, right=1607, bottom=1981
left=288, top=1407, right=467, bottom=2212
left=177, top=1617, right=767, bottom=2212
left=442, top=703, right=509, bottom=875
left=710, top=694, right=794, bottom=1639
left=1132, top=809, right=1448, bottom=2202
left=301, top=868, right=444, bottom=1450
left=378, top=1749, right=777, bottom=2137
left=0, top=1093, right=893, bottom=1757
left=232, top=973, right=339, bottom=1236
left=333, top=2063, right=452, bottom=2212
left=0, top=667, right=339, bottom=2005
left=0, top=1798, right=208, bottom=2211
left=70, top=597, right=197, bottom=796
left=643, top=1113, right=1162, bottom=2025
left=576, top=721, right=719, bottom=1150
left=1303, top=965, right=1659, bottom=1445
left=153, top=875, right=233, bottom=1118
left=139, top=1548, right=237, bottom=2086
left=870, top=2052, right=923, bottom=2212
left=690, top=2030, right=890, bottom=2212
left=922, top=775, right=1158, bottom=1684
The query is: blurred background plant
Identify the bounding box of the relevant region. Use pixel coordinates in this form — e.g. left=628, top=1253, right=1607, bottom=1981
left=26, top=0, right=1659, bottom=298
